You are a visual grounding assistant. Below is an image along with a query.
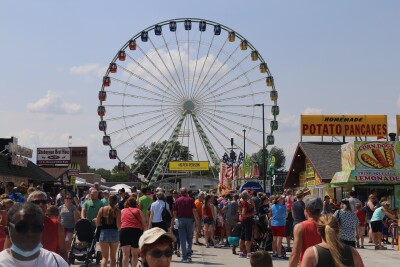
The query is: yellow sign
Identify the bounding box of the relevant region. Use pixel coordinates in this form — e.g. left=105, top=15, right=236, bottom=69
left=301, top=115, right=387, bottom=137
left=169, top=161, right=209, bottom=171
left=305, top=162, right=315, bottom=179
left=397, top=115, right=400, bottom=136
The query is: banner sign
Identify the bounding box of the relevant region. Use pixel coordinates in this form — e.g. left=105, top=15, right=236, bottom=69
left=397, top=115, right=400, bottom=137
left=37, top=147, right=71, bottom=165
left=301, top=115, right=387, bottom=137
left=169, top=161, right=209, bottom=171
left=332, top=170, right=400, bottom=185
left=8, top=143, right=32, bottom=167
left=342, top=141, right=400, bottom=171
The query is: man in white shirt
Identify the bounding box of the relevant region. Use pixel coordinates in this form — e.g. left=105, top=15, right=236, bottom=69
left=348, top=190, right=362, bottom=212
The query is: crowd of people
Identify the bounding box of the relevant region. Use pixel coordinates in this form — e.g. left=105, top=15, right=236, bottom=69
left=0, top=181, right=398, bottom=267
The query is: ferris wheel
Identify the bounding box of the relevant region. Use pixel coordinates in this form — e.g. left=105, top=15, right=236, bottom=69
left=98, top=18, right=279, bottom=185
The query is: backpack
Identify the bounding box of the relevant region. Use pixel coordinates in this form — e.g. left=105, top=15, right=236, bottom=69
left=162, top=202, right=172, bottom=226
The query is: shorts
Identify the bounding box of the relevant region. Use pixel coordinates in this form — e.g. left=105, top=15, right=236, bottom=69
left=119, top=228, right=143, bottom=248
left=64, top=227, right=74, bottom=233
left=285, top=219, right=294, bottom=237
left=203, top=218, right=214, bottom=225
left=99, top=229, right=119, bottom=243
left=370, top=220, right=382, bottom=233
left=271, top=226, right=285, bottom=237
left=228, top=236, right=239, bottom=246
left=240, top=218, right=253, bottom=241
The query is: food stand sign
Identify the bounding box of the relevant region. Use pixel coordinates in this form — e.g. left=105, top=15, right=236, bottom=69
left=169, top=161, right=209, bottom=171
left=397, top=115, right=400, bottom=137
left=332, top=170, right=400, bottom=185
left=37, top=147, right=71, bottom=165
left=301, top=115, right=387, bottom=137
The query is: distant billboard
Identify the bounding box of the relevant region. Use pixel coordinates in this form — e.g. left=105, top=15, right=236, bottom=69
left=301, top=115, right=387, bottom=137
left=37, top=147, right=71, bottom=165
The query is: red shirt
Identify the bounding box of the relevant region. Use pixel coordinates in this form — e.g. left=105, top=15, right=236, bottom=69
left=121, top=207, right=143, bottom=229
left=203, top=204, right=214, bottom=219
left=300, top=220, right=322, bottom=264
left=42, top=217, right=59, bottom=253
left=239, top=200, right=253, bottom=222
left=173, top=196, right=196, bottom=218
left=355, top=210, right=366, bottom=227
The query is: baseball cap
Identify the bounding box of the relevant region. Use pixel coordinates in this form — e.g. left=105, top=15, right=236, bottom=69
left=305, top=197, right=323, bottom=214
left=103, top=190, right=110, bottom=194
left=138, top=227, right=176, bottom=250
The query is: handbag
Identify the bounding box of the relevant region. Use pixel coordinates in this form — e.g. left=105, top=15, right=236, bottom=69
left=162, top=202, right=172, bottom=226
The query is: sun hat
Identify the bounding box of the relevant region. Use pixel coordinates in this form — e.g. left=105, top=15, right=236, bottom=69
left=139, top=227, right=176, bottom=250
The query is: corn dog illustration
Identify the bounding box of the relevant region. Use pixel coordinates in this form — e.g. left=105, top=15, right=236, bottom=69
left=371, top=148, right=389, bottom=167
left=361, top=153, right=383, bottom=169
left=383, top=147, right=395, bottom=167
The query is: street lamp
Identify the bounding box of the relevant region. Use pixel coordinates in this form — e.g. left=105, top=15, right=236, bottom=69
left=243, top=129, right=246, bottom=178
left=254, top=103, right=266, bottom=194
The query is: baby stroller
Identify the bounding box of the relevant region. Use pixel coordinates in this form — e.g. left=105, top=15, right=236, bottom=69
left=252, top=216, right=286, bottom=257
left=67, top=219, right=102, bottom=266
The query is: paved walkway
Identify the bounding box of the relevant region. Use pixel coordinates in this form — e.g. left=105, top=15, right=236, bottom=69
left=74, top=238, right=400, bottom=266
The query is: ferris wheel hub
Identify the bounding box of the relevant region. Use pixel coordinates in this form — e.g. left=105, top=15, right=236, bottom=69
left=183, top=100, right=195, bottom=113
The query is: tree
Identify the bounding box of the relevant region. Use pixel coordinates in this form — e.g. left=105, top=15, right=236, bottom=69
left=131, top=140, right=193, bottom=177
left=250, top=146, right=286, bottom=177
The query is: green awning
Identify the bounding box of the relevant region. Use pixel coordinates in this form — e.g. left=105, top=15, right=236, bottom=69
left=331, top=170, right=400, bottom=187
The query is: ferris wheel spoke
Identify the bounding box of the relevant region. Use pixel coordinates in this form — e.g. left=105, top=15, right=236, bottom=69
left=122, top=112, right=182, bottom=163
left=200, top=107, right=265, bottom=121
left=161, top=34, right=187, bottom=98
left=200, top=66, right=261, bottom=101
left=205, top=91, right=267, bottom=104
left=189, top=115, right=200, bottom=160
left=198, top=112, right=262, bottom=149
left=191, top=38, right=228, bottom=99
left=113, top=111, right=180, bottom=149
left=201, top=109, right=262, bottom=134
left=137, top=45, right=185, bottom=99
left=111, top=77, right=178, bottom=103
left=148, top=37, right=186, bottom=97
left=192, top=45, right=240, bottom=100
left=196, top=115, right=233, bottom=155
left=174, top=31, right=188, bottom=98
left=106, top=107, right=175, bottom=122
left=202, top=104, right=274, bottom=107
left=106, top=90, right=179, bottom=104
left=190, top=34, right=215, bottom=99
left=123, top=55, right=181, bottom=100
left=188, top=32, right=203, bottom=100
left=108, top=109, right=177, bottom=135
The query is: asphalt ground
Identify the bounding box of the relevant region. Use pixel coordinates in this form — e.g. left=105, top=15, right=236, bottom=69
left=71, top=238, right=400, bottom=267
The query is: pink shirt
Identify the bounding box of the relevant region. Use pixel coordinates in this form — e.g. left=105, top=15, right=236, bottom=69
left=121, top=207, right=143, bottom=229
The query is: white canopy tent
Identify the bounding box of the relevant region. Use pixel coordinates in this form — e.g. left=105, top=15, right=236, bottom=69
left=111, top=184, right=131, bottom=192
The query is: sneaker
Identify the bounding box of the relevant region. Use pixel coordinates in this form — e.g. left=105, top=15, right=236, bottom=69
left=188, top=257, right=192, bottom=262
left=360, top=246, right=365, bottom=249
left=206, top=244, right=210, bottom=248
left=239, top=252, right=247, bottom=258
left=214, top=244, right=222, bottom=248
left=272, top=253, right=278, bottom=258
left=177, top=250, right=181, bottom=257
left=246, top=252, right=254, bottom=259
left=278, top=255, right=288, bottom=260
left=181, top=259, right=189, bottom=263
left=375, top=245, right=387, bottom=250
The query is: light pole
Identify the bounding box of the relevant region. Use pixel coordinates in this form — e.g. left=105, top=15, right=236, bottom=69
left=254, top=103, right=266, bottom=194
left=243, top=129, right=246, bottom=178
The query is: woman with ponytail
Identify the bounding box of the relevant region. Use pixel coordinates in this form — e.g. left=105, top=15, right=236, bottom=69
left=301, top=214, right=364, bottom=267
left=96, top=194, right=121, bottom=267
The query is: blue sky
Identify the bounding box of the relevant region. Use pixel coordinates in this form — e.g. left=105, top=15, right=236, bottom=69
left=1, top=1, right=399, bottom=171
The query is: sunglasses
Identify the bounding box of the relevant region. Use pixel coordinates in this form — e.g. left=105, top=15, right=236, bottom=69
left=148, top=248, right=173, bottom=258
left=31, top=199, right=49, bottom=205
left=9, top=222, right=44, bottom=234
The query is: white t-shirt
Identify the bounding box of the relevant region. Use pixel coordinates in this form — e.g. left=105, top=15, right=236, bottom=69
left=0, top=248, right=68, bottom=267
left=150, top=200, right=170, bottom=223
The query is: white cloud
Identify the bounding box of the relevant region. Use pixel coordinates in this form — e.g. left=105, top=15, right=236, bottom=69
left=302, top=107, right=322, bottom=115
left=27, top=90, right=82, bottom=115
left=70, top=63, right=100, bottom=75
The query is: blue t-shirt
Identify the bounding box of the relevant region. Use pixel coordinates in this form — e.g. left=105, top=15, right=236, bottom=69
left=271, top=204, right=286, bottom=226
